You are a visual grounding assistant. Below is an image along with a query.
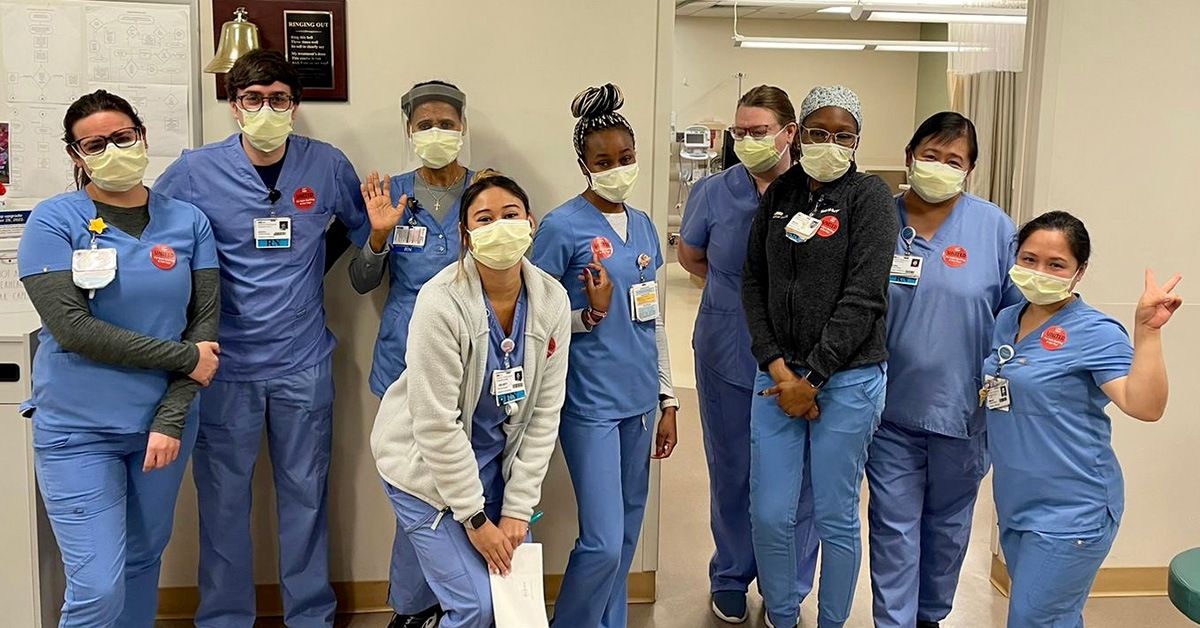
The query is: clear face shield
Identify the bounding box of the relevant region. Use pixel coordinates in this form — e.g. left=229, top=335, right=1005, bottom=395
left=399, top=83, right=472, bottom=173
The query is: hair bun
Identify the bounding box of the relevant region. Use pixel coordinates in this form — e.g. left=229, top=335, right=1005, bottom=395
left=471, top=168, right=504, bottom=185
left=571, top=83, right=624, bottom=119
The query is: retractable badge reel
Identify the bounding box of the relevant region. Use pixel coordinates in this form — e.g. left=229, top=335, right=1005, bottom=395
left=889, top=226, right=924, bottom=286
left=72, top=218, right=118, bottom=299
left=980, top=344, right=1014, bottom=411
left=492, top=336, right=527, bottom=416
left=630, top=253, right=659, bottom=322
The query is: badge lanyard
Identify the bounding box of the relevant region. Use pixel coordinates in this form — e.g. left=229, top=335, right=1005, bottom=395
left=499, top=336, right=518, bottom=417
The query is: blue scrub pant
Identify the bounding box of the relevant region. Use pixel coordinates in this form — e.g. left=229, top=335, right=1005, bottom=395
left=695, top=358, right=818, bottom=596
left=192, top=359, right=336, bottom=628
left=385, top=483, right=508, bottom=628
left=388, top=517, right=438, bottom=615
left=750, top=365, right=885, bottom=628
left=1000, top=517, right=1118, bottom=628
left=34, top=417, right=198, bottom=628
left=866, top=422, right=989, bottom=627
left=553, top=411, right=654, bottom=628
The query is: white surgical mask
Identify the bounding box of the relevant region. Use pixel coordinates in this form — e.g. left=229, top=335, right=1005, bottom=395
left=1009, top=265, right=1077, bottom=305
left=586, top=162, right=639, bottom=204
left=734, top=129, right=785, bottom=174
left=412, top=128, right=463, bottom=169
left=468, top=219, right=532, bottom=270
left=239, top=108, right=293, bottom=153
left=80, top=142, right=149, bottom=192
left=799, top=142, right=854, bottom=183
left=908, top=159, right=968, bottom=204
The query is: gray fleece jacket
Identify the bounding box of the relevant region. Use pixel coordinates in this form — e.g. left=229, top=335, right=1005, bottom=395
left=370, top=255, right=572, bottom=523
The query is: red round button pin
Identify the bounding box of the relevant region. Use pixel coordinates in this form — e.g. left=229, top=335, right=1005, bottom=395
left=293, top=187, right=317, bottom=210
left=151, top=245, right=177, bottom=270
left=943, top=245, right=968, bottom=268
left=591, top=236, right=614, bottom=260
left=1041, top=325, right=1067, bottom=351
left=818, top=216, right=840, bottom=238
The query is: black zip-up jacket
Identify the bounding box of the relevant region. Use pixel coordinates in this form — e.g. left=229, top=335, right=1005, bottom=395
left=742, top=162, right=899, bottom=380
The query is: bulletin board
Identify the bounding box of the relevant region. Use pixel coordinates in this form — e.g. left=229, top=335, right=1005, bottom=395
left=0, top=0, right=203, bottom=209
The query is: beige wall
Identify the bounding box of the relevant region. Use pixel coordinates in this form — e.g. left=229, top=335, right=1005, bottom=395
left=1018, top=0, right=1200, bottom=568
left=161, top=0, right=675, bottom=587
left=914, top=23, right=950, bottom=127
left=673, top=16, right=921, bottom=169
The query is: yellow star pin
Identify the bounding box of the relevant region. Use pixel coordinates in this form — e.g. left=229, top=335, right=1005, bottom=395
left=88, top=218, right=107, bottom=235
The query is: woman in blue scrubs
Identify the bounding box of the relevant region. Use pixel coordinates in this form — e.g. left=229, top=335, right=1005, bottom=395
left=742, top=85, right=897, bottom=628
left=371, top=171, right=570, bottom=628
left=530, top=83, right=679, bottom=628
left=984, top=211, right=1179, bottom=627
left=677, top=85, right=818, bottom=625
left=350, top=79, right=476, bottom=628
left=18, top=90, right=220, bottom=627
left=866, top=112, right=1021, bottom=628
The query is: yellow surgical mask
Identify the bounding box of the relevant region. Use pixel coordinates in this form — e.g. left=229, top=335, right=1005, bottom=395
left=908, top=159, right=967, bottom=203
left=734, top=128, right=785, bottom=174
left=468, top=219, right=532, bottom=270
left=799, top=142, right=854, bottom=183
left=412, top=128, right=464, bottom=169
left=81, top=142, right=149, bottom=192
left=1009, top=265, right=1077, bottom=305
left=239, top=108, right=293, bottom=153
left=587, top=162, right=639, bottom=204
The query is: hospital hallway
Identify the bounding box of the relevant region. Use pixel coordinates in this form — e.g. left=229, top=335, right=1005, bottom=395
left=156, top=263, right=1190, bottom=628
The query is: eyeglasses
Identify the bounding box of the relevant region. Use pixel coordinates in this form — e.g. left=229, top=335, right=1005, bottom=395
left=729, top=124, right=780, bottom=140
left=70, top=127, right=142, bottom=156
left=236, top=92, right=295, bottom=112
left=802, top=127, right=859, bottom=148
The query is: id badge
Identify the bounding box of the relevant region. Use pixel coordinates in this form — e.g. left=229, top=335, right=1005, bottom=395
left=629, top=281, right=660, bottom=322
left=393, top=225, right=428, bottom=251
left=785, top=213, right=822, bottom=243
left=254, top=217, right=292, bottom=249
left=492, top=366, right=528, bottom=405
left=889, top=254, right=924, bottom=286
left=71, top=248, right=117, bottom=290
left=983, top=375, right=1011, bottom=411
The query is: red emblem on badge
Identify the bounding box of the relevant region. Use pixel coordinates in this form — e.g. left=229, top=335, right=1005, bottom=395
left=1041, top=326, right=1068, bottom=351
left=943, top=245, right=968, bottom=268
left=547, top=337, right=557, bottom=359
left=293, top=187, right=317, bottom=210
left=151, top=244, right=176, bottom=270
left=591, top=236, right=613, bottom=260
left=818, top=216, right=840, bottom=238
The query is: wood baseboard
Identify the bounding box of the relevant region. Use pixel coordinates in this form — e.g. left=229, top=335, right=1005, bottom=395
left=157, top=572, right=656, bottom=619
left=990, top=555, right=1169, bottom=598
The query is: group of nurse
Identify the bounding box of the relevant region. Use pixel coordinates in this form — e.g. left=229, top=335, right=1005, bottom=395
left=680, top=83, right=1181, bottom=628
left=18, top=44, right=680, bottom=628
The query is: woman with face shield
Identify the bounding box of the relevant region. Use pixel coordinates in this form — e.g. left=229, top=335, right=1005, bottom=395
left=370, top=171, right=571, bottom=628
left=353, top=80, right=479, bottom=627
left=16, top=89, right=220, bottom=627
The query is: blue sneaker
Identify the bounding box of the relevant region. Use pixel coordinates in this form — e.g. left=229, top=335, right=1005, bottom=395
left=711, top=591, right=748, bottom=624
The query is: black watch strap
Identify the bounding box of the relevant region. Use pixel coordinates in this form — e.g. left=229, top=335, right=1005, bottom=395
left=803, top=368, right=828, bottom=389
left=466, top=510, right=488, bottom=530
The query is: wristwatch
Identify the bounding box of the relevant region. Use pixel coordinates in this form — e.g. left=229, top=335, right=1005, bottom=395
left=465, top=510, right=488, bottom=531
left=659, top=395, right=680, bottom=411
left=801, top=368, right=827, bottom=389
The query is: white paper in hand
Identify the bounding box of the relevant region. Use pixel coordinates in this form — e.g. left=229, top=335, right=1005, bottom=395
left=490, top=543, right=550, bottom=628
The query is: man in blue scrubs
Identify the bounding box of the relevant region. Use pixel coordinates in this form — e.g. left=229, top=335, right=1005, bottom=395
left=156, top=50, right=369, bottom=628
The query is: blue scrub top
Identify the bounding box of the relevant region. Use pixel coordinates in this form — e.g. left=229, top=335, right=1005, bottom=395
left=473, top=287, right=527, bottom=505
left=368, top=168, right=474, bottom=397
left=530, top=195, right=663, bottom=419
left=18, top=189, right=219, bottom=433
left=984, top=298, right=1132, bottom=533
left=679, top=164, right=759, bottom=390
left=884, top=193, right=1021, bottom=438
left=156, top=134, right=370, bottom=381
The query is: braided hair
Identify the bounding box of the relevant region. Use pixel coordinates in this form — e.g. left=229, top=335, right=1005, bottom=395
left=571, top=83, right=636, bottom=158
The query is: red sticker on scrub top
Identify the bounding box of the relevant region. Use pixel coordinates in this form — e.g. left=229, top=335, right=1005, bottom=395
left=293, top=187, right=317, bottom=210
left=943, top=245, right=968, bottom=268
left=591, top=236, right=614, bottom=260
left=1041, top=326, right=1068, bottom=351
left=151, top=244, right=177, bottom=270
left=817, top=216, right=840, bottom=238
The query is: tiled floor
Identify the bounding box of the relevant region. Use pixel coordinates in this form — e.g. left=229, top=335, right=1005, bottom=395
left=157, top=263, right=1192, bottom=627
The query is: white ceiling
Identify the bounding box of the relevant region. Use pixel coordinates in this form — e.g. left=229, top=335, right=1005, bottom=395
left=675, top=1, right=1027, bottom=20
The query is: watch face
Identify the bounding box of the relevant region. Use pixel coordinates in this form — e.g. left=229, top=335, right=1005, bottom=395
left=469, top=511, right=488, bottom=529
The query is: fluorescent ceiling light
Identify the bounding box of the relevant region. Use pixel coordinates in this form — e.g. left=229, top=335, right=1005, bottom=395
left=735, top=37, right=866, bottom=50
left=875, top=43, right=984, bottom=52
left=818, top=6, right=854, bottom=13
left=868, top=10, right=1026, bottom=23
left=733, top=36, right=981, bottom=52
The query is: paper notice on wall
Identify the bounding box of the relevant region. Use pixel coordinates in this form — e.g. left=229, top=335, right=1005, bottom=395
left=0, top=251, right=32, bottom=314
left=0, top=120, right=9, bottom=185
left=85, top=4, right=191, bottom=86
left=3, top=103, right=74, bottom=200
left=1, top=4, right=86, bottom=104
left=92, top=82, right=188, bottom=182
left=490, top=543, right=550, bottom=628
